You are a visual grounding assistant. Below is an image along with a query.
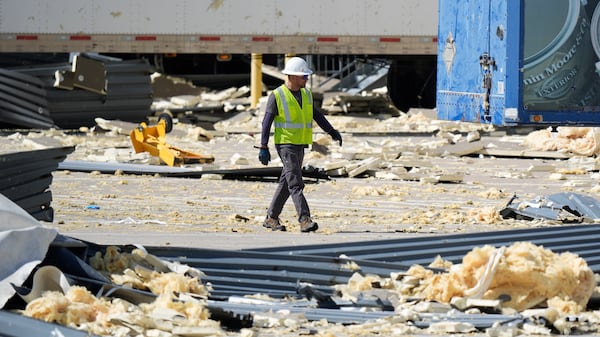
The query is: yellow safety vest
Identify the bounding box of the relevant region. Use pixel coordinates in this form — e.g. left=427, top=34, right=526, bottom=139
left=273, top=85, right=313, bottom=145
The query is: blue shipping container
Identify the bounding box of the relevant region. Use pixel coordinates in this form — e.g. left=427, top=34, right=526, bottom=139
left=437, top=0, right=600, bottom=125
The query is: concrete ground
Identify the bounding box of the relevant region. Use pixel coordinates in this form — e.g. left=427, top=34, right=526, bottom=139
left=41, top=113, right=600, bottom=250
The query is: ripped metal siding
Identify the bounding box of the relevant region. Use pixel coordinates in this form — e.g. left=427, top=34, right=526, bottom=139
left=0, top=146, right=75, bottom=221
left=501, top=193, right=600, bottom=222
left=0, top=310, right=95, bottom=337
left=4, top=224, right=600, bottom=333
left=8, top=58, right=153, bottom=129
left=32, top=224, right=600, bottom=331
left=58, top=160, right=330, bottom=181
left=141, top=224, right=600, bottom=299
left=0, top=68, right=55, bottom=129
left=249, top=223, right=600, bottom=274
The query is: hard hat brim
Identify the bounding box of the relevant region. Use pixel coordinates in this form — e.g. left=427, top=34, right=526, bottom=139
left=282, top=69, right=313, bottom=76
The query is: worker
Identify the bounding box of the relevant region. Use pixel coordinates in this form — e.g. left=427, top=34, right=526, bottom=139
left=258, top=56, right=342, bottom=232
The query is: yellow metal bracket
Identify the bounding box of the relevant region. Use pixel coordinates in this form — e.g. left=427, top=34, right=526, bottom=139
left=130, top=115, right=214, bottom=167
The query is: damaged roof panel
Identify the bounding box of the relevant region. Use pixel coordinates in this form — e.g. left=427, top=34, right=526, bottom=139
left=58, top=160, right=330, bottom=180
left=127, top=225, right=600, bottom=304
left=9, top=58, right=153, bottom=129
left=0, top=146, right=75, bottom=221
left=250, top=224, right=600, bottom=273
left=0, top=310, right=95, bottom=337
left=0, top=68, right=54, bottom=129
left=501, top=193, right=600, bottom=222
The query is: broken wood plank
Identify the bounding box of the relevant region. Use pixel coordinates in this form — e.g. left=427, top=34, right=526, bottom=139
left=347, top=157, right=381, bottom=178
left=326, top=168, right=347, bottom=177
left=395, top=172, right=464, bottom=183
left=476, top=148, right=571, bottom=159
left=450, top=297, right=502, bottom=312
left=527, top=164, right=556, bottom=172
left=391, top=158, right=433, bottom=170
left=424, top=140, right=485, bottom=157
left=94, top=118, right=139, bottom=135
left=322, top=160, right=350, bottom=171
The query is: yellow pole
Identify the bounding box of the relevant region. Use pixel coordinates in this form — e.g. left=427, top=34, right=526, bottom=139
left=250, top=53, right=262, bottom=109
left=285, top=53, right=295, bottom=64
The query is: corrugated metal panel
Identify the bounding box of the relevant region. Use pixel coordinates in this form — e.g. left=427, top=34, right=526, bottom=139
left=68, top=226, right=600, bottom=330
left=58, top=160, right=330, bottom=180
left=0, top=310, right=97, bottom=337
left=9, top=225, right=600, bottom=333
left=0, top=68, right=55, bottom=128
left=206, top=299, right=521, bottom=326
left=78, top=242, right=410, bottom=299
left=251, top=224, right=600, bottom=271
left=141, top=224, right=600, bottom=301
left=0, top=146, right=75, bottom=221
left=166, top=251, right=410, bottom=298
left=39, top=237, right=525, bottom=330
left=502, top=193, right=600, bottom=222
left=13, top=59, right=153, bottom=129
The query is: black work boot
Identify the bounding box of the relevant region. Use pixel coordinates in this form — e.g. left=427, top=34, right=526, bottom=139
left=263, top=216, right=286, bottom=231
left=299, top=216, right=318, bottom=232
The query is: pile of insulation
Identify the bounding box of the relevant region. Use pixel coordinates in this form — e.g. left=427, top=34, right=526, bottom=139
left=13, top=242, right=600, bottom=336
left=20, top=247, right=225, bottom=337
left=523, top=127, right=600, bottom=156
left=336, top=241, right=599, bottom=335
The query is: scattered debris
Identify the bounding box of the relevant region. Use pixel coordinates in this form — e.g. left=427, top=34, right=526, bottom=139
left=6, top=68, right=600, bottom=337
left=425, top=139, right=485, bottom=157
left=4, top=184, right=600, bottom=336
left=150, top=73, right=206, bottom=99
left=321, top=92, right=402, bottom=116
left=500, top=192, right=600, bottom=223
left=151, top=84, right=253, bottom=125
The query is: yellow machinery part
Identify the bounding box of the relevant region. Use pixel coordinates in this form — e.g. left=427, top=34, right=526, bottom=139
left=130, top=118, right=215, bottom=166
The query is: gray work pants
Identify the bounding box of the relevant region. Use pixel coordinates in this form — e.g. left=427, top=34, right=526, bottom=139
left=267, top=144, right=310, bottom=221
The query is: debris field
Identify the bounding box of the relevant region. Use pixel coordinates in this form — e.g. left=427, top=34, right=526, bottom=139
left=4, top=78, right=600, bottom=336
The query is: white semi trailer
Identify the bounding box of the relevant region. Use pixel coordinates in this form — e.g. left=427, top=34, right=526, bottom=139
left=0, top=0, right=438, bottom=110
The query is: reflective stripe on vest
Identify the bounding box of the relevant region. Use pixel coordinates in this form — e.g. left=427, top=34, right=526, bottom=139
left=273, top=85, right=313, bottom=145
left=273, top=87, right=312, bottom=129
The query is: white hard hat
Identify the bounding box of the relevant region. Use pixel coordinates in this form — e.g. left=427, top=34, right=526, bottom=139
left=282, top=57, right=313, bottom=76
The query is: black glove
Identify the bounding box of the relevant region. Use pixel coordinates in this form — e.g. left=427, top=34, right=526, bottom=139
left=258, top=147, right=271, bottom=165
left=329, top=129, right=342, bottom=146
